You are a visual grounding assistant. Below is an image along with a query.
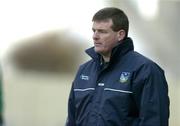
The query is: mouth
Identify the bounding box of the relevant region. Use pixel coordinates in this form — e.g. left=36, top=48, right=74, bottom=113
left=94, top=42, right=102, bottom=47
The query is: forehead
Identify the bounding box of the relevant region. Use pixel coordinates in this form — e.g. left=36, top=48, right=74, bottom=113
left=92, top=19, right=113, bottom=29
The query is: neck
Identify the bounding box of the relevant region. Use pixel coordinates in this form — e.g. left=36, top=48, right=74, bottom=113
left=102, top=55, right=110, bottom=62
left=100, top=51, right=111, bottom=62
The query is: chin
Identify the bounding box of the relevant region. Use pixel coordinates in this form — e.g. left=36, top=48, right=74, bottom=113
left=94, top=48, right=102, bottom=53
left=94, top=47, right=108, bottom=54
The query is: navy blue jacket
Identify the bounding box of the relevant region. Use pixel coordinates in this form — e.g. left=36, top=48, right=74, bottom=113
left=66, top=38, right=169, bottom=126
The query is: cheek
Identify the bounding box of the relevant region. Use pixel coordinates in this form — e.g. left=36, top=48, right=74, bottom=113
left=100, top=34, right=118, bottom=47
left=104, top=37, right=118, bottom=47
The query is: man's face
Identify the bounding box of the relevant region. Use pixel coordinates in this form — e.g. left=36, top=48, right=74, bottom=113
left=92, top=19, right=120, bottom=57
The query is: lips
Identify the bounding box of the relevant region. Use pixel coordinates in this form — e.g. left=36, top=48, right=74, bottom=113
left=94, top=42, right=102, bottom=47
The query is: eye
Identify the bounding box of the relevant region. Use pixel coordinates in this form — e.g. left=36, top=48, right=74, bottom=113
left=102, top=31, right=107, bottom=33
left=92, top=29, right=108, bottom=34
left=98, top=30, right=108, bottom=33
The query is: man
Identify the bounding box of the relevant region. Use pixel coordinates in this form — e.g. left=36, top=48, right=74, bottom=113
left=66, top=7, right=169, bottom=126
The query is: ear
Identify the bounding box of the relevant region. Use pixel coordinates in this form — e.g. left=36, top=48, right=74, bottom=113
left=117, top=30, right=126, bottom=41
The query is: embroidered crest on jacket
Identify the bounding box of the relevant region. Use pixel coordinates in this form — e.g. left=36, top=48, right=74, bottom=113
left=119, top=72, right=130, bottom=83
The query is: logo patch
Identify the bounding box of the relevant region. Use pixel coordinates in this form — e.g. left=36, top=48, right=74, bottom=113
left=80, top=74, right=89, bottom=80
left=119, top=72, right=130, bottom=83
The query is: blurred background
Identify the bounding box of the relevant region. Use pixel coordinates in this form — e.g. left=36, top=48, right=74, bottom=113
left=0, top=0, right=179, bottom=126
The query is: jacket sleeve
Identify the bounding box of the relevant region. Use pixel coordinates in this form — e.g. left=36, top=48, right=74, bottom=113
left=132, top=63, right=169, bottom=126
left=66, top=82, right=76, bottom=126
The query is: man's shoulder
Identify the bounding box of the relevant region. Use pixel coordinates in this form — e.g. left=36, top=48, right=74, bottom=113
left=78, top=59, right=95, bottom=71
left=73, top=59, right=95, bottom=80
left=129, top=51, right=155, bottom=64
left=130, top=51, right=164, bottom=72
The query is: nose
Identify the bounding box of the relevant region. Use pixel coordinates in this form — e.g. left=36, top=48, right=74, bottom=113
left=93, top=31, right=99, bottom=40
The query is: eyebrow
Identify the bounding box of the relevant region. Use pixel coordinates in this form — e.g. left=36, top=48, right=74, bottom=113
left=92, top=28, right=107, bottom=32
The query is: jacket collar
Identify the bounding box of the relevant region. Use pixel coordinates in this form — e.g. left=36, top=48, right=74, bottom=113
left=85, top=37, right=134, bottom=63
